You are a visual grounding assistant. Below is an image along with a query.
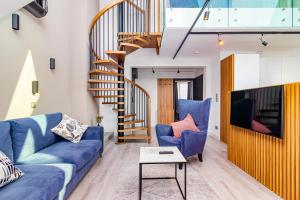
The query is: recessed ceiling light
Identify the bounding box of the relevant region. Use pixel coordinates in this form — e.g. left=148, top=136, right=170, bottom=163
left=193, top=51, right=201, bottom=54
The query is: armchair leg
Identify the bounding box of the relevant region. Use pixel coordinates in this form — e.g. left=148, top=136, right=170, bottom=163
left=198, top=154, right=203, bottom=162
left=179, top=163, right=183, bottom=170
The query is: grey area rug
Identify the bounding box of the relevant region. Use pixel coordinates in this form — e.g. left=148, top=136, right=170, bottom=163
left=112, top=148, right=219, bottom=200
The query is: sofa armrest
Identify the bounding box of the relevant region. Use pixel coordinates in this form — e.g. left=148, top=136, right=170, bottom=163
left=181, top=130, right=207, bottom=157
left=82, top=126, right=104, bottom=142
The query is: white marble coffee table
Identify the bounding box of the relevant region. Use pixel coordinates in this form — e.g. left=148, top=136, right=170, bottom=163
left=139, top=147, right=187, bottom=200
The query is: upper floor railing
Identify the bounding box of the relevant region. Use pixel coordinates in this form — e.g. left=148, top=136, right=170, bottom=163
left=165, top=0, right=300, bottom=28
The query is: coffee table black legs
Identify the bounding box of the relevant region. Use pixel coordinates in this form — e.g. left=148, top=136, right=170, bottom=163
left=139, top=163, right=142, bottom=200
left=139, top=163, right=187, bottom=200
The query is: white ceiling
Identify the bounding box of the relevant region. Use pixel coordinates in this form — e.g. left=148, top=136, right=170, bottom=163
left=161, top=28, right=300, bottom=58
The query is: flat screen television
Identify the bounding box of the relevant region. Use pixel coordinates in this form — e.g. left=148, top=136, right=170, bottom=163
left=230, top=85, right=284, bottom=139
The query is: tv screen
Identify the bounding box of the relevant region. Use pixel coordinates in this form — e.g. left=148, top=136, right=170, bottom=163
left=230, top=85, right=284, bottom=139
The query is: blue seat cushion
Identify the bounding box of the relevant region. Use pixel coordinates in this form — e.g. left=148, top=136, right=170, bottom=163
left=0, top=164, right=70, bottom=200
left=9, top=113, right=63, bottom=163
left=0, top=122, right=13, bottom=161
left=17, top=140, right=101, bottom=171
left=159, top=136, right=181, bottom=150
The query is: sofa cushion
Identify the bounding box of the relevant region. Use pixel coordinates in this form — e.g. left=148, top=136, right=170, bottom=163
left=0, top=164, right=68, bottom=200
left=18, top=140, right=101, bottom=171
left=9, top=113, right=63, bottom=163
left=0, top=122, right=13, bottom=161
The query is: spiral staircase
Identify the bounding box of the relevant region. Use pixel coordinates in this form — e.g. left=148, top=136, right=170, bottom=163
left=88, top=0, right=162, bottom=143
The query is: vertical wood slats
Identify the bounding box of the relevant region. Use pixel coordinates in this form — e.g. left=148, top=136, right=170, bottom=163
left=220, top=55, right=235, bottom=144
left=228, top=83, right=300, bottom=200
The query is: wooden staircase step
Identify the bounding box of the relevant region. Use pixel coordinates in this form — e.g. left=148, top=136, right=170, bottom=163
left=89, top=69, right=124, bottom=77
left=88, top=88, right=125, bottom=91
left=93, top=95, right=125, bottom=98
left=93, top=60, right=124, bottom=70
left=118, top=114, right=136, bottom=119
left=118, top=134, right=150, bottom=140
left=105, top=51, right=126, bottom=63
left=118, top=36, right=149, bottom=47
left=88, top=79, right=124, bottom=84
left=102, top=102, right=125, bottom=105
left=118, top=127, right=148, bottom=133
left=120, top=43, right=141, bottom=54
left=118, top=120, right=144, bottom=125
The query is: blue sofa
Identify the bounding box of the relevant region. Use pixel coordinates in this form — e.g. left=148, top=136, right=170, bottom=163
left=156, top=98, right=211, bottom=162
left=0, top=112, right=104, bottom=200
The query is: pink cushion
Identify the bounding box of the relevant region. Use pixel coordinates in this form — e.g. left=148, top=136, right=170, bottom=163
left=171, top=114, right=200, bottom=138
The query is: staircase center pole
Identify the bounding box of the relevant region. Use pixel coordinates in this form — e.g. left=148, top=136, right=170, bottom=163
left=118, top=2, right=125, bottom=143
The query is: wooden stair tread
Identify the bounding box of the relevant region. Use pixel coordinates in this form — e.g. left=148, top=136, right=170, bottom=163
left=102, top=102, right=125, bottom=105
left=118, top=134, right=150, bottom=140
left=93, top=60, right=124, bottom=70
left=118, top=36, right=149, bottom=46
left=120, top=43, right=141, bottom=54
left=118, top=127, right=148, bottom=132
left=88, top=79, right=124, bottom=84
left=118, top=114, right=136, bottom=119
left=89, top=69, right=124, bottom=77
left=93, top=95, right=125, bottom=98
left=118, top=120, right=144, bottom=125
left=88, top=88, right=125, bottom=91
left=105, top=51, right=126, bottom=63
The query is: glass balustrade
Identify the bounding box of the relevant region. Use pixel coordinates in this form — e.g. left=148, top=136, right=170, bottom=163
left=166, top=0, right=300, bottom=28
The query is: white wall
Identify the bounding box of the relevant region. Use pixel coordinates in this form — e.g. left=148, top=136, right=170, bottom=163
left=234, top=54, right=260, bottom=90
left=260, top=50, right=300, bottom=86
left=0, top=0, right=33, bottom=19
left=0, top=0, right=99, bottom=125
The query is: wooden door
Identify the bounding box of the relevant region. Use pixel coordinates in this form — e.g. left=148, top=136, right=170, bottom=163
left=157, top=79, right=174, bottom=124
left=220, top=55, right=234, bottom=144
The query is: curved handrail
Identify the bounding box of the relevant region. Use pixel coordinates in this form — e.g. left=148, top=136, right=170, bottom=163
left=125, top=78, right=150, bottom=99
left=89, top=0, right=124, bottom=33
left=89, top=0, right=147, bottom=61
left=125, top=77, right=151, bottom=138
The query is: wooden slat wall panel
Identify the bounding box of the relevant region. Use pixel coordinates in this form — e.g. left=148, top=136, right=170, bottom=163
left=228, top=83, right=300, bottom=200
left=220, top=55, right=234, bottom=144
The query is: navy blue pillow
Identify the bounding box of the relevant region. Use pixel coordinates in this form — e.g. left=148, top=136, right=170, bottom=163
left=0, top=122, right=14, bottom=161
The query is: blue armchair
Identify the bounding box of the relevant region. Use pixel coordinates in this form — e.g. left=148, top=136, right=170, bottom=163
left=156, top=98, right=212, bottom=162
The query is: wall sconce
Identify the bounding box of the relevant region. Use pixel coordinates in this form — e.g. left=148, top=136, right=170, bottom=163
left=32, top=81, right=39, bottom=95
left=50, top=58, right=55, bottom=70
left=12, top=14, right=20, bottom=30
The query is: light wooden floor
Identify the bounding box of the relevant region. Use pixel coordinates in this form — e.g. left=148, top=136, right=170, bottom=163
left=69, top=134, right=280, bottom=200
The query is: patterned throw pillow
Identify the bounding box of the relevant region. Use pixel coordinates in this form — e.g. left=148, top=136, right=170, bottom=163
left=51, top=114, right=88, bottom=143
left=0, top=151, right=24, bottom=188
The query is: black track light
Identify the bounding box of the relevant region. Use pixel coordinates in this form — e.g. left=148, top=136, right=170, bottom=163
left=203, top=10, right=210, bottom=21
left=152, top=68, right=155, bottom=74
left=177, top=68, right=180, bottom=74
left=260, top=34, right=268, bottom=47
left=218, top=34, right=224, bottom=46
